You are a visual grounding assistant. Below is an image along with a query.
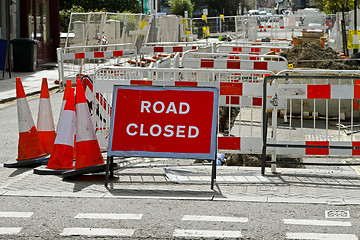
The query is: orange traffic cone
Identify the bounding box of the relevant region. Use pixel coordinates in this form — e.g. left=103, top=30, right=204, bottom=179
left=37, top=78, right=56, bottom=154
left=34, top=88, right=76, bottom=175
left=4, top=78, right=47, bottom=168
left=62, top=80, right=105, bottom=178
left=56, top=80, right=72, bottom=132
left=75, top=79, right=104, bottom=169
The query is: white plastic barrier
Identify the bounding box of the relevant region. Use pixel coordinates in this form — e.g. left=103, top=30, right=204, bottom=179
left=93, top=66, right=274, bottom=154
left=181, top=52, right=288, bottom=72
left=57, top=43, right=137, bottom=88
left=262, top=70, right=360, bottom=170
left=216, top=44, right=292, bottom=54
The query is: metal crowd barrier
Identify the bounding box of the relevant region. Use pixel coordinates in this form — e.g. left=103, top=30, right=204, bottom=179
left=261, top=70, right=360, bottom=174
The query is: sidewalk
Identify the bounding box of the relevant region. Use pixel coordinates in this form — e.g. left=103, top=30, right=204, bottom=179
left=0, top=68, right=360, bottom=205
left=0, top=66, right=59, bottom=103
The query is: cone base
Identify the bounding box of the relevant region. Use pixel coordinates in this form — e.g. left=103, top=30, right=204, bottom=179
left=4, top=154, right=50, bottom=168
left=34, top=165, right=70, bottom=175
left=62, top=164, right=107, bottom=179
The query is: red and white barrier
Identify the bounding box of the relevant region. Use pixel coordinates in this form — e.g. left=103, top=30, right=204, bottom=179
left=140, top=46, right=198, bottom=54
left=57, top=43, right=137, bottom=90
left=217, top=45, right=291, bottom=55
left=92, top=66, right=274, bottom=154
left=182, top=58, right=288, bottom=72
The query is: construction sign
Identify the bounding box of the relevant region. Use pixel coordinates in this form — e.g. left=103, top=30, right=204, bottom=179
left=107, top=85, right=219, bottom=160
left=347, top=30, right=360, bottom=49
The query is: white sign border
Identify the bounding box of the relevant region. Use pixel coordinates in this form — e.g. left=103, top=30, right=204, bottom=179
left=107, top=85, right=219, bottom=160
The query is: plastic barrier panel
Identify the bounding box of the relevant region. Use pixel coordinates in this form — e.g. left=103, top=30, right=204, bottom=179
left=94, top=66, right=274, bottom=156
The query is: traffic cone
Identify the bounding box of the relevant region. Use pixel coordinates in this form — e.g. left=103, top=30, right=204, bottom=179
left=37, top=78, right=56, bottom=154
left=56, top=80, right=72, bottom=132
left=4, top=78, right=47, bottom=168
left=56, top=80, right=77, bottom=160
left=34, top=88, right=76, bottom=175
left=62, top=80, right=105, bottom=178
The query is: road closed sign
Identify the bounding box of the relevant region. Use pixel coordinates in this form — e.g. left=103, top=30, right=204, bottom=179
left=107, top=85, right=219, bottom=160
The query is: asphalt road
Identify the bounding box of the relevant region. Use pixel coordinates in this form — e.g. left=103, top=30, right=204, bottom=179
left=0, top=196, right=358, bottom=239
left=0, top=88, right=359, bottom=239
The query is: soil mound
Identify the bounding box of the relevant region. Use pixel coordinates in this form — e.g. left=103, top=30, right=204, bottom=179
left=280, top=42, right=360, bottom=70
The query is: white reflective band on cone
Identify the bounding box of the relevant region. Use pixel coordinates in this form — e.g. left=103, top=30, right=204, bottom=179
left=54, top=110, right=75, bottom=146
left=38, top=98, right=55, bottom=131
left=17, top=98, right=35, bottom=133
left=76, top=103, right=97, bottom=142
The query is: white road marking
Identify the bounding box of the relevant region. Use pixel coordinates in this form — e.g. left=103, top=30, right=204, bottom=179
left=0, top=212, right=33, bottom=218
left=60, top=228, right=135, bottom=237
left=173, top=229, right=243, bottom=238
left=284, top=219, right=352, bottom=226
left=0, top=227, right=22, bottom=235
left=182, top=215, right=248, bottom=223
left=286, top=232, right=358, bottom=240
left=75, top=213, right=143, bottom=220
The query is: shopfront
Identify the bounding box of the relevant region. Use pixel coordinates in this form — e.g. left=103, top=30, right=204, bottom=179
left=19, top=0, right=60, bottom=64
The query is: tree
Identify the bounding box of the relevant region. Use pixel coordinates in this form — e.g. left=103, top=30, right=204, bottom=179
left=314, top=0, right=354, bottom=55
left=60, top=0, right=141, bottom=13
left=314, top=0, right=353, bottom=13
left=168, top=0, right=194, bottom=17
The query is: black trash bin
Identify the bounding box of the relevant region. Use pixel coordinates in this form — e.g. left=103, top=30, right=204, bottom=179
left=11, top=38, right=38, bottom=72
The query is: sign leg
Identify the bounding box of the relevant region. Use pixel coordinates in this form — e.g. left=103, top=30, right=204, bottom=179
left=105, top=156, right=111, bottom=187
left=211, top=158, right=217, bottom=190
left=110, top=156, right=114, bottom=178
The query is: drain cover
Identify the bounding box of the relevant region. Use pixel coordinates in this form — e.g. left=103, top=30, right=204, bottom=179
left=325, top=210, right=350, bottom=219
left=259, top=186, right=278, bottom=191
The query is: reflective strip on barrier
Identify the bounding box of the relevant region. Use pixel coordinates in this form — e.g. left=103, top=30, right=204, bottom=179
left=217, top=45, right=291, bottom=55
left=140, top=46, right=198, bottom=54
left=273, top=140, right=360, bottom=156
left=278, top=84, right=359, bottom=99
left=183, top=58, right=288, bottom=72
left=61, top=50, right=134, bottom=61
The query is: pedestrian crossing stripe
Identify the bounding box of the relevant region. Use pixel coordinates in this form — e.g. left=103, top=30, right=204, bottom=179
left=0, top=212, right=33, bottom=218
left=173, top=229, right=243, bottom=238
left=75, top=213, right=143, bottom=220
left=60, top=228, right=135, bottom=237
left=0, top=227, right=22, bottom=235
left=284, top=219, right=352, bottom=226
left=286, top=232, right=358, bottom=240
left=182, top=215, right=248, bottom=223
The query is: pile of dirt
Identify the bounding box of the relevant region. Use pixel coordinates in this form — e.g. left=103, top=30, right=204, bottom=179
left=224, top=154, right=303, bottom=168
left=280, top=42, right=360, bottom=70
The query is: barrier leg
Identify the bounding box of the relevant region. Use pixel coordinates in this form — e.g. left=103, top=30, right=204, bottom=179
left=211, top=158, right=216, bottom=190
left=261, top=113, right=268, bottom=176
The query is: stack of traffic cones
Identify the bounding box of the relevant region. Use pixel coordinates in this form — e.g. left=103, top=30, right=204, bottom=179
left=4, top=78, right=48, bottom=168
left=34, top=88, right=76, bottom=175
left=62, top=80, right=105, bottom=178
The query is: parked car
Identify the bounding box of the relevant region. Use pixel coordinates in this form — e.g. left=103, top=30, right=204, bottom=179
left=259, top=11, right=268, bottom=21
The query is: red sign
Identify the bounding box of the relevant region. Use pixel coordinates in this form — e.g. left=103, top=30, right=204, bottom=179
left=108, top=85, right=219, bottom=160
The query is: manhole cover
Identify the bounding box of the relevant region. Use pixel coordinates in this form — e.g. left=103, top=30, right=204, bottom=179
left=325, top=210, right=350, bottom=219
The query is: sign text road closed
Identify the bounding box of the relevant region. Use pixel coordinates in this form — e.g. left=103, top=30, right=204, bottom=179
left=108, top=85, right=219, bottom=160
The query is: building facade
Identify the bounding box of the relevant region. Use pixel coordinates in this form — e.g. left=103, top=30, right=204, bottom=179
left=0, top=0, right=60, bottom=66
